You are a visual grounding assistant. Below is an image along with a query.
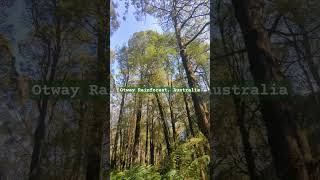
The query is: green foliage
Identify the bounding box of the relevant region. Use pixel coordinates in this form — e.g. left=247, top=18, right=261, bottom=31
left=187, top=40, right=209, bottom=66
left=119, top=30, right=177, bottom=86
left=161, top=135, right=210, bottom=180
left=111, top=165, right=161, bottom=180
left=111, top=135, right=210, bottom=179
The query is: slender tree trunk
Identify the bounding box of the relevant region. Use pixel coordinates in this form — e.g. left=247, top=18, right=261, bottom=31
left=209, top=1, right=216, bottom=179
left=72, top=100, right=87, bottom=179
left=119, top=128, right=125, bottom=170
left=178, top=60, right=195, bottom=137
left=121, top=126, right=129, bottom=170
left=232, top=0, right=314, bottom=179
left=132, top=94, right=143, bottom=164
left=154, top=93, right=171, bottom=155
left=145, top=99, right=150, bottom=164
left=183, top=93, right=195, bottom=137
left=29, top=8, right=62, bottom=179
left=234, top=98, right=258, bottom=180
left=29, top=102, right=47, bottom=180
left=167, top=78, right=177, bottom=143
left=126, top=98, right=136, bottom=169
left=85, top=2, right=108, bottom=179
left=169, top=97, right=176, bottom=143
left=111, top=91, right=127, bottom=169
left=149, top=108, right=155, bottom=165
left=172, top=11, right=210, bottom=139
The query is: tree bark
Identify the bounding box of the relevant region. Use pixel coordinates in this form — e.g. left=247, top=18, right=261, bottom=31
left=111, top=92, right=126, bottom=169
left=145, top=99, right=150, bottom=164
left=183, top=92, right=195, bottom=137
left=154, top=93, right=171, bottom=155
left=232, top=0, right=314, bottom=179
left=29, top=6, right=62, bottom=179
left=234, top=98, right=258, bottom=180
left=168, top=95, right=177, bottom=143
left=132, top=94, right=143, bottom=164
left=172, top=4, right=210, bottom=139
left=85, top=2, right=108, bottom=179
left=29, top=102, right=47, bottom=180
left=149, top=106, right=155, bottom=165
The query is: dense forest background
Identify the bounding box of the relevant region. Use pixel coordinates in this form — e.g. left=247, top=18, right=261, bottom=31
left=0, top=0, right=320, bottom=180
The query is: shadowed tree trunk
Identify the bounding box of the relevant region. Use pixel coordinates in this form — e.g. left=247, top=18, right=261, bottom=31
left=29, top=101, right=48, bottom=180
left=234, top=98, right=258, bottom=180
left=183, top=93, right=195, bottom=137
left=171, top=0, right=210, bottom=139
left=132, top=93, right=143, bottom=164
left=111, top=92, right=127, bottom=169
left=168, top=95, right=176, bottom=143
left=145, top=99, right=150, bottom=164
left=149, top=104, right=155, bottom=165
left=29, top=6, right=62, bottom=179
left=215, top=2, right=258, bottom=177
left=154, top=93, right=171, bottom=155
left=232, top=0, right=316, bottom=179
left=85, top=1, right=108, bottom=179
left=176, top=37, right=210, bottom=139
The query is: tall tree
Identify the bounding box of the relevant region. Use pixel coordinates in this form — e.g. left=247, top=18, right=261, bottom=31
left=154, top=93, right=172, bottom=156
left=111, top=47, right=130, bottom=169
left=231, top=0, right=318, bottom=179
left=128, top=0, right=210, bottom=139
left=85, top=0, right=109, bottom=179
left=28, top=1, right=65, bottom=178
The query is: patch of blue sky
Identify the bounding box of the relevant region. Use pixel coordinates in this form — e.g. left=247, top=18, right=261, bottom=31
left=111, top=1, right=162, bottom=85
left=111, top=2, right=162, bottom=50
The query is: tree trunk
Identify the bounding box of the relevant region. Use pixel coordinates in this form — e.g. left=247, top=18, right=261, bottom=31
left=183, top=93, right=195, bottom=137
left=154, top=93, right=171, bottom=155
left=111, top=92, right=127, bottom=169
left=216, top=4, right=258, bottom=178
left=234, top=98, right=258, bottom=180
left=119, top=128, right=125, bottom=170
left=85, top=2, right=108, bottom=179
left=178, top=42, right=210, bottom=139
left=149, top=107, right=155, bottom=165
left=172, top=13, right=210, bottom=139
left=132, top=94, right=143, bottom=164
left=29, top=7, right=62, bottom=179
left=29, top=102, right=47, bottom=180
left=167, top=78, right=177, bottom=143
left=232, top=0, right=314, bottom=179
left=145, top=99, right=150, bottom=164
left=169, top=96, right=176, bottom=143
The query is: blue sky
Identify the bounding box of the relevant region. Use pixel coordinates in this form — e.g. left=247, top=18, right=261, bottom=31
left=111, top=1, right=162, bottom=50
left=111, top=1, right=163, bottom=82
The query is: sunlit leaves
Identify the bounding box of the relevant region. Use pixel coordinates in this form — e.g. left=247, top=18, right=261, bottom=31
left=117, top=30, right=177, bottom=86
left=187, top=40, right=209, bottom=66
